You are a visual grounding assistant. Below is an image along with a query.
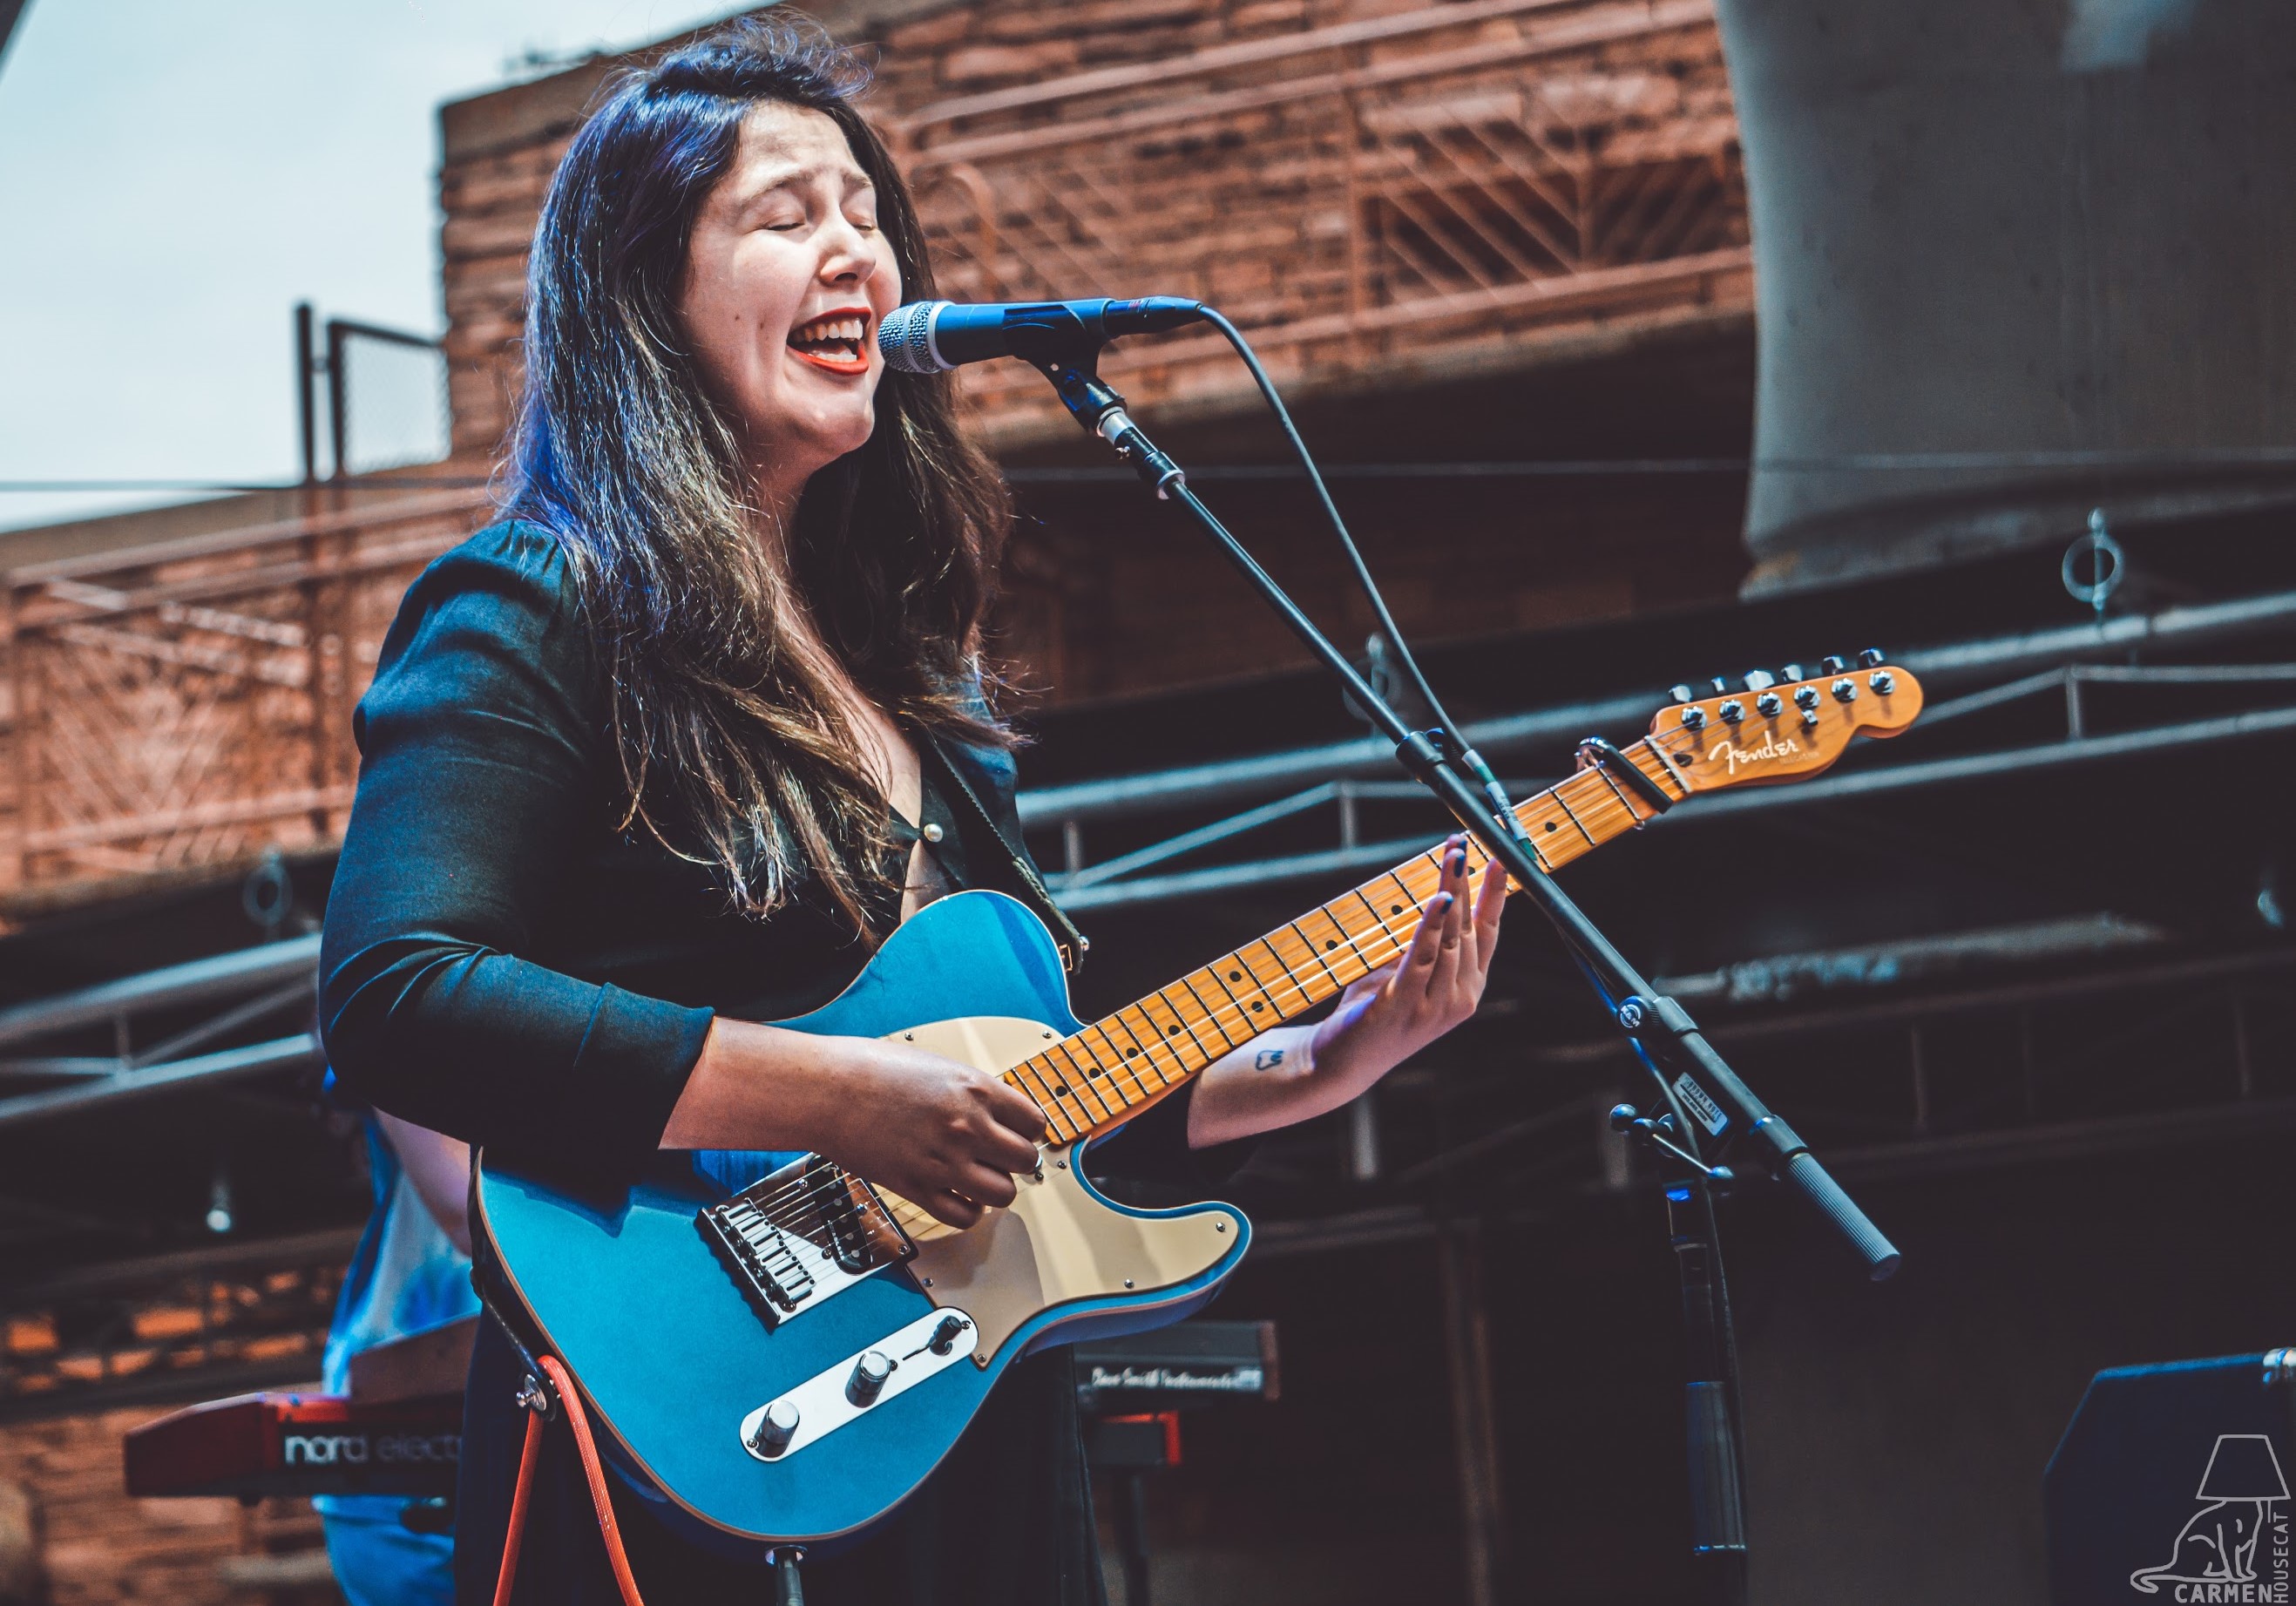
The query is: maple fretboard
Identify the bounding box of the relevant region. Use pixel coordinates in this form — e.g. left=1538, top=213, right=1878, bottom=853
left=1008, top=735, right=1691, bottom=1143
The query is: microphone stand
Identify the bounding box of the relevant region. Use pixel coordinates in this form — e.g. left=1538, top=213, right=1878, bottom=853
left=1012, top=331, right=1901, bottom=1601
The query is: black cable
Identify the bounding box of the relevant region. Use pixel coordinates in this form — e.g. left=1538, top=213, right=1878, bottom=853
left=1195, top=307, right=1527, bottom=838
left=1196, top=309, right=1460, bottom=729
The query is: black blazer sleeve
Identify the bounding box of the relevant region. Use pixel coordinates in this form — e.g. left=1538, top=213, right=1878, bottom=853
left=318, top=524, right=712, bottom=1171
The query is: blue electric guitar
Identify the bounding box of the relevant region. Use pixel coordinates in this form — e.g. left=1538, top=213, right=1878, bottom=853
left=471, top=661, right=1922, bottom=1550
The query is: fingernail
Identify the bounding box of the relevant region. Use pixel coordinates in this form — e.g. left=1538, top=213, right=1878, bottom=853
left=1435, top=892, right=1455, bottom=911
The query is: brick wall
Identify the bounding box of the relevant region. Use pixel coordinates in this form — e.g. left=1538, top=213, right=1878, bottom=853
left=438, top=0, right=1465, bottom=463
left=434, top=0, right=1754, bottom=708
left=0, top=1410, right=335, bottom=1606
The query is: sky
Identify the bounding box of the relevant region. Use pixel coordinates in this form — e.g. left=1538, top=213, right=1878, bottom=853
left=0, top=0, right=750, bottom=532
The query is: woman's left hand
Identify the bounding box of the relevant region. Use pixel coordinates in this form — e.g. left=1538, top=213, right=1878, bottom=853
left=1187, top=835, right=1507, bottom=1148
left=1309, top=834, right=1507, bottom=1087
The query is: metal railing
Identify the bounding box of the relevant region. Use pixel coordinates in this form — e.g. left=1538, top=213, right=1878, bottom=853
left=0, top=488, right=487, bottom=911
left=894, top=0, right=1749, bottom=430
left=295, top=304, right=452, bottom=482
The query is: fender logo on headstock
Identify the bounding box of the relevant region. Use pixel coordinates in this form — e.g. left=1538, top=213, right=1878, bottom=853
left=1708, top=731, right=1802, bottom=776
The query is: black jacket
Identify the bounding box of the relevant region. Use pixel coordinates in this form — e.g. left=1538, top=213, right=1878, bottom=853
left=320, top=520, right=1194, bottom=1605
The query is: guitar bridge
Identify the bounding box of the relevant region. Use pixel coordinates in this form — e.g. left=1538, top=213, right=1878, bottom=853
left=699, top=1156, right=913, bottom=1328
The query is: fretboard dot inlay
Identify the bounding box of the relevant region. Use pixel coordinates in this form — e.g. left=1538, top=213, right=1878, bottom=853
left=1229, top=971, right=1242, bottom=982
left=1052, top=1083, right=1070, bottom=1096
left=1324, top=939, right=1338, bottom=951
left=1545, top=820, right=1557, bottom=832
left=1168, top=1026, right=1181, bottom=1035
left=1250, top=1001, right=1264, bottom=1013
left=1125, top=1047, right=1138, bottom=1058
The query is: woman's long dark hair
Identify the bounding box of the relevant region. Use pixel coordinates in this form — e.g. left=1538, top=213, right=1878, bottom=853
left=506, top=17, right=1012, bottom=938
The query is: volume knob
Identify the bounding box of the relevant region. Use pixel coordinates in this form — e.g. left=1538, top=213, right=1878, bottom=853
left=748, top=1399, right=800, bottom=1456
left=848, top=1350, right=895, bottom=1407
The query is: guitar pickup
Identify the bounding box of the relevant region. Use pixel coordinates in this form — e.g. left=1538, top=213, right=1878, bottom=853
left=699, top=1156, right=915, bottom=1330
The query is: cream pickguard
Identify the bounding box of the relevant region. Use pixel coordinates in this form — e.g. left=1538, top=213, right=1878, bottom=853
left=880, top=1015, right=1239, bottom=1364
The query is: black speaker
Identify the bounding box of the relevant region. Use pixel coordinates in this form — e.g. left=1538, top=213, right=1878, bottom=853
left=2046, top=1351, right=2296, bottom=1604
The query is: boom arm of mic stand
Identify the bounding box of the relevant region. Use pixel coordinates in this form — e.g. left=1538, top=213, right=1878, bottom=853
left=1039, top=356, right=1901, bottom=1281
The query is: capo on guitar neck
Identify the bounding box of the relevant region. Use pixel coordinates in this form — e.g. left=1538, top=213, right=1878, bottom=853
left=1577, top=735, right=1676, bottom=817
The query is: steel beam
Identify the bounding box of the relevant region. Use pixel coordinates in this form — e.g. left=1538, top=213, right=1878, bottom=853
left=0, top=1033, right=321, bottom=1132
left=0, top=933, right=320, bottom=1052
left=1017, top=589, right=2296, bottom=829
left=1053, top=702, right=2296, bottom=910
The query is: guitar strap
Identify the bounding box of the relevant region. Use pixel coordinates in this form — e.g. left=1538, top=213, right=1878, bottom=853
left=919, top=732, right=1090, bottom=973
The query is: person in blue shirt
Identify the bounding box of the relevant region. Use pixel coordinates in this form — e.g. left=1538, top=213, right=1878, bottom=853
left=317, top=1109, right=480, bottom=1606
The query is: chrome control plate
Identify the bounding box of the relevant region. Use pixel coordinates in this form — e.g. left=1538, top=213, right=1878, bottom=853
left=738, top=1306, right=978, bottom=1463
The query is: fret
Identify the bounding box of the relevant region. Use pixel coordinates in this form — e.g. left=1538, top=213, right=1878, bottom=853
left=1286, top=919, right=1344, bottom=990
left=1584, top=761, right=1642, bottom=824
left=1345, top=887, right=1399, bottom=957
left=1520, top=823, right=1556, bottom=871
left=1150, top=986, right=1223, bottom=1063
left=1582, top=771, right=1638, bottom=830
left=1176, top=972, right=1244, bottom=1050
left=1007, top=1058, right=1086, bottom=1136
left=1025, top=738, right=1698, bottom=1141
left=1236, top=939, right=1309, bottom=1019
left=1098, top=1020, right=1164, bottom=1097
left=1055, top=1039, right=1121, bottom=1115
left=1198, top=959, right=1257, bottom=1028
left=1552, top=785, right=1598, bottom=847
left=1292, top=905, right=1348, bottom=963
left=1375, top=874, right=1418, bottom=922
left=1128, top=1002, right=1195, bottom=1081
left=1109, top=1007, right=1177, bottom=1089
left=1074, top=1027, right=1134, bottom=1101
left=1046, top=1044, right=1112, bottom=1121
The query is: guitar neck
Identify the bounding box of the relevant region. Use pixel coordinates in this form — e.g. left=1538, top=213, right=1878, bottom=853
left=1006, top=737, right=1689, bottom=1144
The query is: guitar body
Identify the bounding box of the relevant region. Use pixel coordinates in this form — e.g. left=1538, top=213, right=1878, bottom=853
left=473, top=891, right=1251, bottom=1552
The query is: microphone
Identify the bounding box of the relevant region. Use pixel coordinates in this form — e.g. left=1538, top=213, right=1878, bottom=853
left=877, top=297, right=1203, bottom=374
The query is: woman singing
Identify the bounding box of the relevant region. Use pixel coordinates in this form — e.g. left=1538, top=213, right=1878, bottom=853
left=318, top=19, right=1504, bottom=1605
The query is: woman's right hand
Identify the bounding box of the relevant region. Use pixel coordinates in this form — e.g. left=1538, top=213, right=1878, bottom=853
left=661, top=1018, right=1047, bottom=1228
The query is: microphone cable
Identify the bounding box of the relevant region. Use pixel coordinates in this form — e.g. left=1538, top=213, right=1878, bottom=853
left=1190, top=304, right=1529, bottom=840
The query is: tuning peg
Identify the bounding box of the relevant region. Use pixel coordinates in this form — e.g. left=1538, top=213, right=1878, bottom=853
left=1718, top=699, right=1745, bottom=724
left=1779, top=662, right=1805, bottom=683
left=1679, top=705, right=1708, bottom=730
left=1670, top=684, right=1697, bottom=704
left=1821, top=654, right=1848, bottom=674
left=1709, top=676, right=1730, bottom=695
left=1858, top=647, right=1885, bottom=668
left=1755, top=691, right=1783, bottom=717
left=1743, top=669, right=1776, bottom=692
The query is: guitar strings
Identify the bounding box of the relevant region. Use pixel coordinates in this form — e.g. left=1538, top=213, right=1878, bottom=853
left=739, top=864, right=1493, bottom=1240
left=732, top=884, right=1448, bottom=1238
left=729, top=770, right=1661, bottom=1234
left=742, top=810, right=1632, bottom=1237
left=732, top=737, right=1689, bottom=1234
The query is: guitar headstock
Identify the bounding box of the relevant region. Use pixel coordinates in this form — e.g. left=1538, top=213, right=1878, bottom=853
left=1646, top=651, right=1923, bottom=795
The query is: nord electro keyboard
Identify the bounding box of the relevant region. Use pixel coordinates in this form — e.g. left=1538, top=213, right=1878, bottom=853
left=124, top=1391, right=462, bottom=1500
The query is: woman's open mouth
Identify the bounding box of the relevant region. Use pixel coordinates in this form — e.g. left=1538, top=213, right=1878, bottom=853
left=788, top=310, right=871, bottom=376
